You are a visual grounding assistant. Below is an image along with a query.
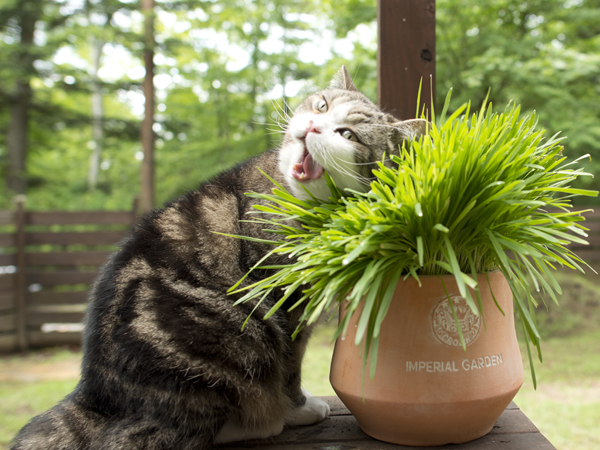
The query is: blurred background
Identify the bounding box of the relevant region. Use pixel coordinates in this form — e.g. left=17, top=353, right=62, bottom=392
left=0, top=0, right=599, bottom=210
left=0, top=0, right=599, bottom=449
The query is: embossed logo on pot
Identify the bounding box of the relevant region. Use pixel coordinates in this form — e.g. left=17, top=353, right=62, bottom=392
left=432, top=295, right=481, bottom=347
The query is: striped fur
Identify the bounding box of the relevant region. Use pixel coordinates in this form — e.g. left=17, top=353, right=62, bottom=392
left=11, top=67, right=426, bottom=450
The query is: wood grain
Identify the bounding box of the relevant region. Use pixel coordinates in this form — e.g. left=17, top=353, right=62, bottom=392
left=377, top=0, right=436, bottom=120
left=0, top=275, right=15, bottom=290
left=26, top=312, right=84, bottom=328
left=217, top=397, right=556, bottom=450
left=0, top=334, right=17, bottom=352
left=27, top=330, right=83, bottom=348
left=0, top=290, right=15, bottom=311
left=15, top=198, right=27, bottom=351
left=0, top=313, right=16, bottom=333
left=0, top=232, right=15, bottom=247
left=26, top=290, right=89, bottom=306
left=25, top=251, right=113, bottom=267
left=0, top=254, right=15, bottom=266
left=25, top=230, right=127, bottom=246
left=0, top=211, right=13, bottom=226
left=0, top=200, right=136, bottom=352
left=24, top=210, right=134, bottom=225
left=25, top=271, right=98, bottom=286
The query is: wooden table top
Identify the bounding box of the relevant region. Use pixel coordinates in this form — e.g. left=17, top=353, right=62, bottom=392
left=218, top=396, right=556, bottom=449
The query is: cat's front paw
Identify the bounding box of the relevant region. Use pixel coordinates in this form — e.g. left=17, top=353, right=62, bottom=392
left=285, top=395, right=330, bottom=427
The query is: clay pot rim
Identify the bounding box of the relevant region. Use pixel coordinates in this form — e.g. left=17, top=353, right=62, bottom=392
left=400, top=269, right=502, bottom=280
left=398, top=269, right=502, bottom=280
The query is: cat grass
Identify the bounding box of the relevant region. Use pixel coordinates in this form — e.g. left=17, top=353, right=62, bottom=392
left=230, top=90, right=598, bottom=384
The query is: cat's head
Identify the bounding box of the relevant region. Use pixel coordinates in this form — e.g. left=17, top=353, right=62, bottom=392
left=279, top=66, right=428, bottom=200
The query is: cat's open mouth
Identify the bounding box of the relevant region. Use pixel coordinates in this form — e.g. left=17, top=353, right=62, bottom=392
left=292, top=144, right=324, bottom=181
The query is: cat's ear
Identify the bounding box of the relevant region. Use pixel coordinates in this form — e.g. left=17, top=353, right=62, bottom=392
left=390, top=118, right=430, bottom=143
left=329, top=65, right=359, bottom=92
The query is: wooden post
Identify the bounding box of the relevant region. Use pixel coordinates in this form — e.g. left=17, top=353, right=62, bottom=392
left=14, top=196, right=27, bottom=351
left=140, top=0, right=155, bottom=214
left=377, top=0, right=436, bottom=120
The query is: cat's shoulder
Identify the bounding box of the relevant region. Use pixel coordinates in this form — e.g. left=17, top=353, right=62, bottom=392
left=122, top=149, right=282, bottom=250
left=217, top=148, right=283, bottom=194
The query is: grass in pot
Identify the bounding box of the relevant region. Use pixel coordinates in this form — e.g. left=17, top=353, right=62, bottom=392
left=228, top=92, right=598, bottom=446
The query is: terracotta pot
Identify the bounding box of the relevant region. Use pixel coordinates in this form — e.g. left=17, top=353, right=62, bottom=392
left=329, top=271, right=524, bottom=446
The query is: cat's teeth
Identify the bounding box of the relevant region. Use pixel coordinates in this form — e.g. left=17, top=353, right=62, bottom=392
left=291, top=145, right=323, bottom=182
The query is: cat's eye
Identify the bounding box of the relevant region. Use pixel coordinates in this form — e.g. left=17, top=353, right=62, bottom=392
left=340, top=129, right=359, bottom=142
left=314, top=99, right=328, bottom=113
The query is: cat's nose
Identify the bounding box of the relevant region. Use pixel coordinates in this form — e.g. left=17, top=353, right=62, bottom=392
left=306, top=121, right=321, bottom=135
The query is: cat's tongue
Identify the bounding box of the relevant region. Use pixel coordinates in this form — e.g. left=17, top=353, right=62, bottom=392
left=292, top=150, right=324, bottom=181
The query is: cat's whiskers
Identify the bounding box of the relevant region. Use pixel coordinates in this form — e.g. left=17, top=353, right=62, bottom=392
left=319, top=151, right=373, bottom=186
left=262, top=81, right=294, bottom=120
left=272, top=110, right=290, bottom=127
left=253, top=121, right=289, bottom=135
left=251, top=87, right=291, bottom=134
left=254, top=120, right=287, bottom=128
left=345, top=159, right=392, bottom=166
left=280, top=98, right=295, bottom=120
left=269, top=97, right=293, bottom=125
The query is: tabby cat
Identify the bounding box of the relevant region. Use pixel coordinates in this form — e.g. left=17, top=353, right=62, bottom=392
left=11, top=66, right=426, bottom=450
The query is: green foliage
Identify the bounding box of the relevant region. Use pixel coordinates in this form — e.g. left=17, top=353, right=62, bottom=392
left=230, top=94, right=597, bottom=383
left=0, top=344, right=81, bottom=450
left=515, top=330, right=600, bottom=450
left=152, top=0, right=330, bottom=203
left=436, top=0, right=600, bottom=199
left=0, top=379, right=79, bottom=449
left=1, top=0, right=599, bottom=214
left=0, top=0, right=142, bottom=210
left=522, top=270, right=600, bottom=339
left=321, top=0, right=600, bottom=201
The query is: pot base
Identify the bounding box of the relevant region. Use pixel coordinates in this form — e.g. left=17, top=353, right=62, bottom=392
left=336, top=388, right=521, bottom=446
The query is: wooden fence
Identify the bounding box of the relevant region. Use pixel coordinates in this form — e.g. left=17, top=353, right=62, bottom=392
left=0, top=202, right=598, bottom=353
left=0, top=198, right=138, bottom=352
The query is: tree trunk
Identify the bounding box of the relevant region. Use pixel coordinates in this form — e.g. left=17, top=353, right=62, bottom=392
left=140, top=0, right=155, bottom=214
left=87, top=36, right=105, bottom=191
left=6, top=7, right=36, bottom=195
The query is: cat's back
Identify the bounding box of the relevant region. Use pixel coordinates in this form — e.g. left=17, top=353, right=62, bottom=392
left=84, top=147, right=287, bottom=378
left=88, top=148, right=282, bottom=312
left=12, top=149, right=292, bottom=450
